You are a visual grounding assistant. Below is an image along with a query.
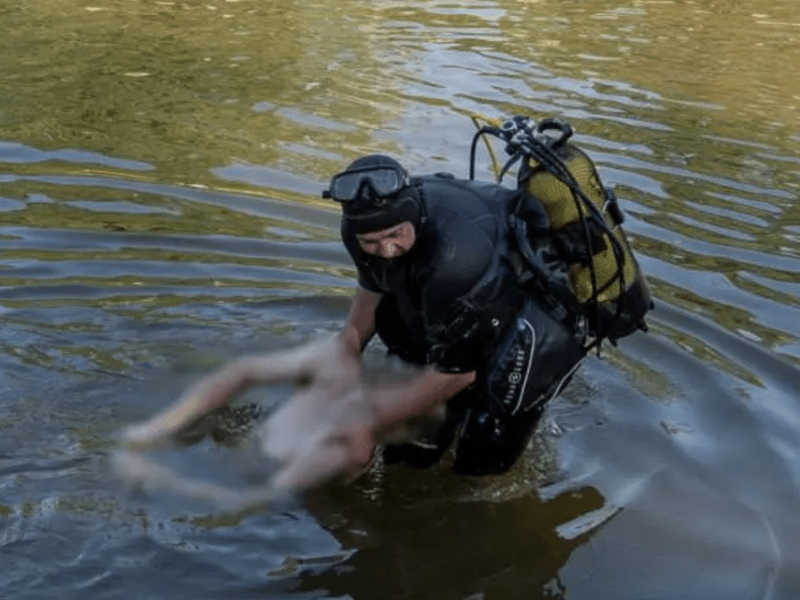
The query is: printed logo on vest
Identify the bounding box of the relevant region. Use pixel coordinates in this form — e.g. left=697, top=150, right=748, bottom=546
left=499, top=321, right=536, bottom=414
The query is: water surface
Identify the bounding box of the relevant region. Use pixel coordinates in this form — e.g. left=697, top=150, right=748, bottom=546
left=2, top=1, right=800, bottom=599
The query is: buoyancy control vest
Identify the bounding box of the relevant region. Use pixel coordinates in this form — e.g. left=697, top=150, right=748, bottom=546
left=469, top=115, right=653, bottom=348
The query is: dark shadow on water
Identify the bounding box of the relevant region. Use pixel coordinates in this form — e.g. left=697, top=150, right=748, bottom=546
left=294, top=468, right=607, bottom=600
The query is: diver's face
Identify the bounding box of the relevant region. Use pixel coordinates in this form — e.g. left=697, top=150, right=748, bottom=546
left=356, top=222, right=416, bottom=259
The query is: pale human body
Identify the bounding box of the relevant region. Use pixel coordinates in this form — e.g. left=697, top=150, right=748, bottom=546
left=122, top=222, right=475, bottom=492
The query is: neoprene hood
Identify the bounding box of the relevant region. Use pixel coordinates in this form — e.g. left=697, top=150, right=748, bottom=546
left=329, top=155, right=422, bottom=234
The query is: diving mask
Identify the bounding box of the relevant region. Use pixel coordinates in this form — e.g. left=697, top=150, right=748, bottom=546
left=324, top=163, right=409, bottom=203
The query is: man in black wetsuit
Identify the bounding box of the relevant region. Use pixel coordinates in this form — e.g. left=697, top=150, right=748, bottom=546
left=121, top=154, right=589, bottom=490
left=326, top=154, right=586, bottom=475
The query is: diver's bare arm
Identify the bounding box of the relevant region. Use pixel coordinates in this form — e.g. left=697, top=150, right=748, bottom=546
left=338, top=286, right=381, bottom=354
left=369, top=367, right=476, bottom=432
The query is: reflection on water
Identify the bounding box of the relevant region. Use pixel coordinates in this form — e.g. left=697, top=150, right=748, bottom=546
left=1, top=0, right=800, bottom=599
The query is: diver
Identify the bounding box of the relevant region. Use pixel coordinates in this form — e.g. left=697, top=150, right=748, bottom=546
left=326, top=154, right=589, bottom=475
left=120, top=117, right=652, bottom=494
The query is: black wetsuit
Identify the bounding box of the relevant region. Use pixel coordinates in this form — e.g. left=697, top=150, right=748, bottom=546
left=343, top=174, right=586, bottom=475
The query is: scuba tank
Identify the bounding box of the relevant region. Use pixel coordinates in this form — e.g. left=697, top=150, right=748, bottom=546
left=469, top=115, right=653, bottom=348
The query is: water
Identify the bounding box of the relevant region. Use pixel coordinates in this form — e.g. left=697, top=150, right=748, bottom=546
left=1, top=0, right=799, bottom=598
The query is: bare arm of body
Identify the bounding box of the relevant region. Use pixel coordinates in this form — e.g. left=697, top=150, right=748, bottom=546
left=120, top=339, right=346, bottom=449
left=121, top=287, right=381, bottom=448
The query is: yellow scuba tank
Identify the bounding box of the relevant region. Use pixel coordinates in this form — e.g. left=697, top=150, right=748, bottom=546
left=469, top=115, right=652, bottom=345
left=523, top=138, right=635, bottom=302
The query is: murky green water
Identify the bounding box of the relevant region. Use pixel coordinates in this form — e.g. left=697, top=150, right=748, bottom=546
left=2, top=0, right=800, bottom=598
